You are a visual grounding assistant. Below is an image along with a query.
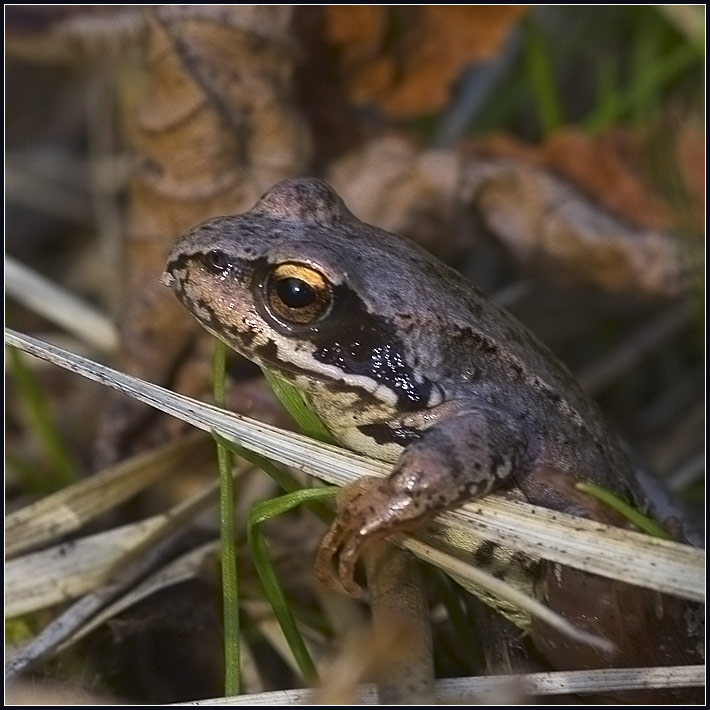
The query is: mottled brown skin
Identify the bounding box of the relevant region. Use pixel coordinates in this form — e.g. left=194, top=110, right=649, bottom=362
left=162, top=177, right=647, bottom=594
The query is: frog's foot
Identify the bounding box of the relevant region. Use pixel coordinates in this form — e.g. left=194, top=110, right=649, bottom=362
left=315, top=476, right=424, bottom=597
left=317, top=409, right=525, bottom=596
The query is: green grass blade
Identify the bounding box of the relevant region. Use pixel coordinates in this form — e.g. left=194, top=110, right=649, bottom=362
left=630, top=10, right=663, bottom=125
left=214, top=432, right=301, bottom=494
left=628, top=41, right=701, bottom=114
left=587, top=58, right=621, bottom=135
left=8, top=346, right=79, bottom=492
left=261, top=368, right=337, bottom=445
left=523, top=18, right=564, bottom=136
left=575, top=480, right=673, bottom=540
left=212, top=341, right=240, bottom=696
left=586, top=41, right=701, bottom=133
left=213, top=433, right=333, bottom=523
left=247, top=488, right=338, bottom=681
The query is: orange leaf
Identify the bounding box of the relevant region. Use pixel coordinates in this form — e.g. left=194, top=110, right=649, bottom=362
left=324, top=6, right=527, bottom=119
left=470, top=130, right=673, bottom=230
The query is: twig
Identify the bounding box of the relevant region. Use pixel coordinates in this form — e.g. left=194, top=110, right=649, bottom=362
left=364, top=544, right=435, bottom=703
left=176, top=665, right=705, bottom=704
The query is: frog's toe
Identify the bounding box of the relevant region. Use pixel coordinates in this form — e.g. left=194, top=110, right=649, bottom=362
left=314, top=518, right=346, bottom=589
left=314, top=478, right=383, bottom=596
left=336, top=532, right=368, bottom=598
left=314, top=517, right=366, bottom=597
left=316, top=475, right=432, bottom=596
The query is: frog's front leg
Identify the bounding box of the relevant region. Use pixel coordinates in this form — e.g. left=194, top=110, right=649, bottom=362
left=316, top=408, right=527, bottom=596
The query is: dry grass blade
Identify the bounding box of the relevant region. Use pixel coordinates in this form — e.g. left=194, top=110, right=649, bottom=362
left=6, top=517, right=165, bottom=618
left=437, top=498, right=703, bottom=601
left=5, top=479, right=220, bottom=678
left=5, top=166, right=90, bottom=224
left=5, top=257, right=118, bottom=353
left=6, top=476, right=222, bottom=619
left=397, top=536, right=614, bottom=653
left=5, top=433, right=208, bottom=558
left=6, top=528, right=185, bottom=680
left=176, top=665, right=706, bottom=704
left=5, top=329, right=704, bottom=603
left=254, top=619, right=318, bottom=678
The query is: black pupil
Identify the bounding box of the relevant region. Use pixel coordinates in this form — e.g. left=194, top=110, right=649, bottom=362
left=206, top=250, right=232, bottom=272
left=276, top=278, right=315, bottom=308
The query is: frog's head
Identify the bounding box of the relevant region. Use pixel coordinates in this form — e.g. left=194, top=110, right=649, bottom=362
left=162, top=177, right=457, bottom=410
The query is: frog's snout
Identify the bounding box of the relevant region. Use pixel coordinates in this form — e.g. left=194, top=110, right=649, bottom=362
left=160, top=270, right=176, bottom=288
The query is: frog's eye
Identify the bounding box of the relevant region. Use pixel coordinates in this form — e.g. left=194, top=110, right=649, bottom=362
left=263, top=263, right=333, bottom=325
left=204, top=250, right=234, bottom=273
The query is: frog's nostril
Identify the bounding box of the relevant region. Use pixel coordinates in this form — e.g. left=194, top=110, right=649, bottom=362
left=205, top=249, right=234, bottom=273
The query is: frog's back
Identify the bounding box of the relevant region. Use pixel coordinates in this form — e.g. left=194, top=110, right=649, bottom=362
left=178, top=176, right=641, bottom=508
left=455, top=292, right=639, bottom=504
left=332, top=218, right=641, bottom=506
left=434, top=271, right=640, bottom=506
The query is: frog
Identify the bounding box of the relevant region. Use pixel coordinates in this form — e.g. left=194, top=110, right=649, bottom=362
left=161, top=177, right=707, bottom=695
left=160, top=175, right=650, bottom=588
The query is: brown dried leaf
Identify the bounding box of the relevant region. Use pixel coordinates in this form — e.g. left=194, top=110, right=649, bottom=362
left=464, top=130, right=701, bottom=296
left=470, top=130, right=674, bottom=230
left=328, top=136, right=688, bottom=298
left=100, top=6, right=311, bottom=462
left=328, top=135, right=464, bottom=257
left=674, top=116, right=705, bottom=228
left=463, top=155, right=686, bottom=297
left=323, top=6, right=526, bottom=118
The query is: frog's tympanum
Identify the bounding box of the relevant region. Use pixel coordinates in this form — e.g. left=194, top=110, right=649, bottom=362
left=163, top=178, right=702, bottom=692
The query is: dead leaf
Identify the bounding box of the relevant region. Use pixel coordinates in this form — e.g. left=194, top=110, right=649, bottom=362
left=328, top=135, right=464, bottom=257
left=99, top=6, right=311, bottom=463
left=329, top=136, right=689, bottom=298
left=464, top=155, right=687, bottom=297
left=469, top=130, right=674, bottom=231
left=674, top=115, right=705, bottom=228
left=323, top=6, right=527, bottom=118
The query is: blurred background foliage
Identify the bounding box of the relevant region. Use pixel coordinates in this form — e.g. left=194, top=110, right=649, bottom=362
left=5, top=5, right=705, bottom=704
